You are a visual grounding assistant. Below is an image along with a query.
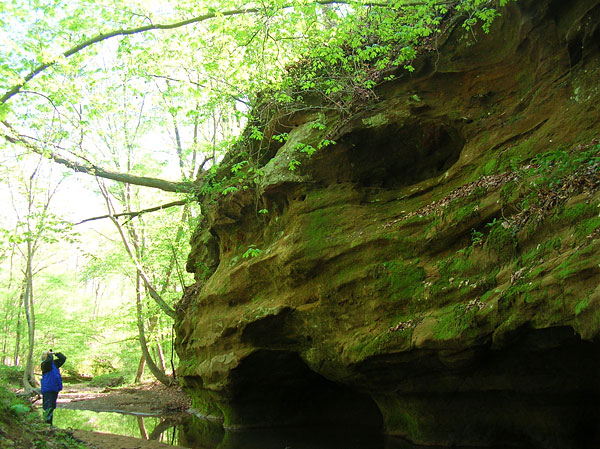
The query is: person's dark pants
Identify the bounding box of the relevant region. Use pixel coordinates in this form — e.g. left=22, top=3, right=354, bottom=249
left=42, top=391, right=59, bottom=424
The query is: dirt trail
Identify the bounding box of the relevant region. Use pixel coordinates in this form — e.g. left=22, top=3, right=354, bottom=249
left=57, top=383, right=193, bottom=449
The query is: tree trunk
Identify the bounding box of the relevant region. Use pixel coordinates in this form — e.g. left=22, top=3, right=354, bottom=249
left=137, top=416, right=148, bottom=440
left=1, top=295, right=13, bottom=365
left=134, top=355, right=146, bottom=384
left=156, top=343, right=166, bottom=373
left=22, top=240, right=37, bottom=391
left=98, top=180, right=176, bottom=318
left=92, top=281, right=102, bottom=321
left=14, top=288, right=23, bottom=366
left=135, top=272, right=172, bottom=386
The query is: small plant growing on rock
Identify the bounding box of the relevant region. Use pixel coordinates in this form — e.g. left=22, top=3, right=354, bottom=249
left=242, top=245, right=263, bottom=258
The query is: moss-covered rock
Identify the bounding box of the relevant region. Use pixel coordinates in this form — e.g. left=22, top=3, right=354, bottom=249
left=175, top=0, right=600, bottom=446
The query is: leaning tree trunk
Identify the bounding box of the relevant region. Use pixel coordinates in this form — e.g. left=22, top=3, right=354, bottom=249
left=155, top=342, right=166, bottom=373
left=135, top=272, right=172, bottom=386
left=135, top=314, right=167, bottom=382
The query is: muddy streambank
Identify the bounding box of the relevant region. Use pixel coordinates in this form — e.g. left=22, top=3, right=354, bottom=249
left=56, top=382, right=191, bottom=415
left=49, top=383, right=191, bottom=449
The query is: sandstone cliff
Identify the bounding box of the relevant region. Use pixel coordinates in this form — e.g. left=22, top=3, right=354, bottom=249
left=175, top=0, right=600, bottom=446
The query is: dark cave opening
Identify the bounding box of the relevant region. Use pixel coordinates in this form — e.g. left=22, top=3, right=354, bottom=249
left=340, top=120, right=465, bottom=189
left=228, top=350, right=383, bottom=430
left=359, top=327, right=600, bottom=448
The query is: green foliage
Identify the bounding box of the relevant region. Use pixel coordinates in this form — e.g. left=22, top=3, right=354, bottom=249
left=528, top=145, right=600, bottom=189
left=221, top=186, right=239, bottom=195
left=9, top=402, right=30, bottom=416
left=89, top=372, right=126, bottom=388
left=265, top=0, right=514, bottom=119
left=574, top=216, right=600, bottom=240
left=458, top=0, right=517, bottom=33
left=553, top=202, right=598, bottom=224
left=451, top=201, right=481, bottom=224
left=288, top=159, right=301, bottom=171
left=242, top=245, right=262, bottom=258
left=471, top=229, right=484, bottom=246
left=249, top=127, right=264, bottom=141
left=0, top=385, right=88, bottom=449
left=0, top=365, right=23, bottom=388
left=437, top=253, right=474, bottom=280
left=517, top=237, right=561, bottom=267
left=272, top=133, right=289, bottom=143
left=295, top=142, right=317, bottom=156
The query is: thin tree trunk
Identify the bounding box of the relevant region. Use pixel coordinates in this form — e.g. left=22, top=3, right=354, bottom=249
left=137, top=416, right=148, bottom=440
left=97, top=177, right=173, bottom=386
left=92, top=281, right=102, bottom=320
left=135, top=355, right=146, bottom=383
left=14, top=287, right=23, bottom=366
left=1, top=295, right=13, bottom=365
left=22, top=239, right=37, bottom=391
left=98, top=181, right=176, bottom=318
left=156, top=342, right=166, bottom=373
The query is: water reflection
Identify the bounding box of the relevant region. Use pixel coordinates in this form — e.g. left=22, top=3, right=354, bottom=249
left=54, top=408, right=180, bottom=445
left=54, top=408, right=482, bottom=449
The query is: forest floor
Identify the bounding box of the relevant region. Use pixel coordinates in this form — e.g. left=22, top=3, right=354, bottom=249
left=56, top=382, right=193, bottom=449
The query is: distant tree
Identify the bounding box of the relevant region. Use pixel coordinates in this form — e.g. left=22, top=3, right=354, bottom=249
left=3, top=152, right=73, bottom=390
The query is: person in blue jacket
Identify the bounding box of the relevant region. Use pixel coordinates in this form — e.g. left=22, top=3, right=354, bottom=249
left=40, top=349, right=66, bottom=425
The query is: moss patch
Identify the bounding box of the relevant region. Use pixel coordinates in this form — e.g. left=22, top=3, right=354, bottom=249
left=381, top=260, right=426, bottom=302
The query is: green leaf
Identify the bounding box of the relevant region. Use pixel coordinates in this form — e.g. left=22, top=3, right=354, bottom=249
left=289, top=159, right=301, bottom=171
left=222, top=186, right=239, bottom=195
left=10, top=403, right=30, bottom=415
left=242, top=245, right=262, bottom=258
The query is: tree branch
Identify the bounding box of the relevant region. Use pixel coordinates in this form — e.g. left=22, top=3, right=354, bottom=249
left=74, top=200, right=187, bottom=225
left=1, top=121, right=195, bottom=194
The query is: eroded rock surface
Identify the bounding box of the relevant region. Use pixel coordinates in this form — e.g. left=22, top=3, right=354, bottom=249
left=175, top=0, right=600, bottom=446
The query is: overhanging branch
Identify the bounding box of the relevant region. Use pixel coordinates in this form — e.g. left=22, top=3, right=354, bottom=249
left=75, top=200, right=188, bottom=225
left=1, top=121, right=195, bottom=194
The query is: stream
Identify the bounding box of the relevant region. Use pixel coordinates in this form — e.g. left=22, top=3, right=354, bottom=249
left=53, top=407, right=445, bottom=449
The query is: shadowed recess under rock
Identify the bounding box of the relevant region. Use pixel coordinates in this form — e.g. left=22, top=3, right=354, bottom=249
left=340, top=120, right=465, bottom=189
left=226, top=350, right=383, bottom=430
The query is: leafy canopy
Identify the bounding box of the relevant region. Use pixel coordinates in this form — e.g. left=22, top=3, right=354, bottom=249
left=0, top=1, right=514, bottom=186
